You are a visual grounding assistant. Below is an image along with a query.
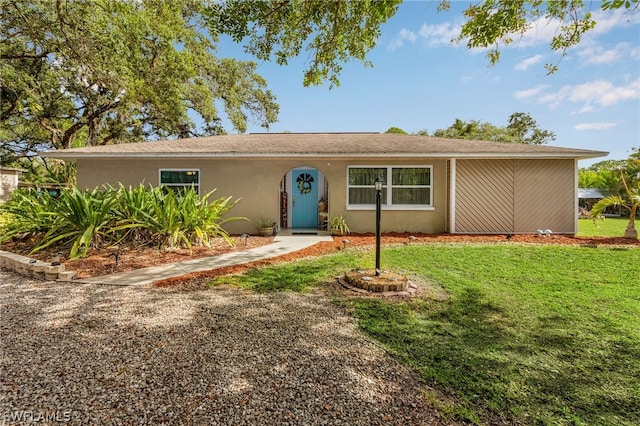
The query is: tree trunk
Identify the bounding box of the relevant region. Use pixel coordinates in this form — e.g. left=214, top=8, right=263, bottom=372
left=624, top=206, right=638, bottom=239
left=624, top=223, right=637, bottom=239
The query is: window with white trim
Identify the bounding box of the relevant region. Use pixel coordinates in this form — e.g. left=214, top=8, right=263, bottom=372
left=159, top=169, right=200, bottom=194
left=347, top=166, right=432, bottom=209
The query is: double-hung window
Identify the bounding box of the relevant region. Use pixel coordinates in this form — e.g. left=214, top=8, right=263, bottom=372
left=347, top=166, right=432, bottom=209
left=159, top=169, right=200, bottom=194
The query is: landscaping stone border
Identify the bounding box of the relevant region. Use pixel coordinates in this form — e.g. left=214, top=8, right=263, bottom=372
left=338, top=269, right=417, bottom=297
left=0, top=250, right=75, bottom=280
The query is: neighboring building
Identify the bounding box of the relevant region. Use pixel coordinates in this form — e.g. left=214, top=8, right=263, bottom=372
left=578, top=188, right=605, bottom=211
left=42, top=133, right=607, bottom=235
left=578, top=187, right=623, bottom=217
left=0, top=166, right=25, bottom=202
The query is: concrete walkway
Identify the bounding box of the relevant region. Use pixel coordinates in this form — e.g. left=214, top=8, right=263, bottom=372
left=76, top=235, right=333, bottom=286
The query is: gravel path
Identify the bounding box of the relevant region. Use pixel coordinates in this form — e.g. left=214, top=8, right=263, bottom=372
left=0, top=269, right=458, bottom=425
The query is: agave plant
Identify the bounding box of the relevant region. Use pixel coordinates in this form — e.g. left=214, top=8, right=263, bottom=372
left=591, top=173, right=639, bottom=240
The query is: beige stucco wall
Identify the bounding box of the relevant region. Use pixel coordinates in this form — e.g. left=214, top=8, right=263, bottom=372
left=76, top=157, right=577, bottom=235
left=76, top=157, right=449, bottom=234
left=454, top=159, right=576, bottom=234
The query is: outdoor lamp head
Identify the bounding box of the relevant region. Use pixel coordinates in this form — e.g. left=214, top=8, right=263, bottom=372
left=374, top=176, right=383, bottom=191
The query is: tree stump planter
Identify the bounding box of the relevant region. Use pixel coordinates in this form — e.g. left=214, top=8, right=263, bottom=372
left=343, top=269, right=409, bottom=293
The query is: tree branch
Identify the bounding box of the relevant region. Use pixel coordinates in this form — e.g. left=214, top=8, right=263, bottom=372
left=0, top=52, right=49, bottom=60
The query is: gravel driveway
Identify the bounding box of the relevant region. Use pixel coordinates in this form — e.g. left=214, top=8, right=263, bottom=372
left=0, top=270, right=457, bottom=425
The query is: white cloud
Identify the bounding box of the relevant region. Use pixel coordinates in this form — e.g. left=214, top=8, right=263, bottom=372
left=515, top=54, right=544, bottom=71
left=589, top=9, right=640, bottom=36
left=387, top=28, right=417, bottom=51
left=517, top=78, right=640, bottom=111
left=574, top=122, right=618, bottom=130
left=418, top=21, right=461, bottom=47
left=514, top=85, right=549, bottom=100
left=460, top=75, right=475, bottom=83
left=538, top=87, right=571, bottom=109
left=577, top=42, right=639, bottom=65
left=568, top=79, right=640, bottom=107
left=516, top=16, right=562, bottom=48
left=388, top=7, right=640, bottom=60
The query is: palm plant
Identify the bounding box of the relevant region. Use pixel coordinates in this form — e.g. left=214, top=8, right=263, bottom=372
left=179, top=189, right=244, bottom=247
left=591, top=171, right=639, bottom=240
left=329, top=214, right=350, bottom=235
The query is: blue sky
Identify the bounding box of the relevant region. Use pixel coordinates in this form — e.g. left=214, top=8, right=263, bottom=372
left=217, top=1, right=640, bottom=167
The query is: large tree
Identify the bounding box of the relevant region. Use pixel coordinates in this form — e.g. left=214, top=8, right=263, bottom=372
left=579, top=148, right=640, bottom=193
left=2, top=0, right=636, bottom=164
left=0, top=0, right=280, bottom=161
left=1, top=0, right=401, bottom=163
left=432, top=112, right=555, bottom=145
left=207, top=0, right=402, bottom=88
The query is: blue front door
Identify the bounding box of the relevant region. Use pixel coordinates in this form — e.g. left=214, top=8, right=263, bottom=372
left=292, top=170, right=318, bottom=228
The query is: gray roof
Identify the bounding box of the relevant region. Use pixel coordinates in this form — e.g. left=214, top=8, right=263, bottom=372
left=578, top=188, right=605, bottom=199
left=42, top=132, right=608, bottom=160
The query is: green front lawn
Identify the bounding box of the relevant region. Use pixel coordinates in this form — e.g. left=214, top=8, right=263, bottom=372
left=214, top=243, right=640, bottom=425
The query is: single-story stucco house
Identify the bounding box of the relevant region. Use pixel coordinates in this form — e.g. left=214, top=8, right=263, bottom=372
left=42, top=132, right=607, bottom=235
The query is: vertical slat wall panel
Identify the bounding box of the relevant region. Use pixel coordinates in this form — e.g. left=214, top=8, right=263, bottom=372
left=455, top=160, right=514, bottom=233
left=514, top=159, right=576, bottom=233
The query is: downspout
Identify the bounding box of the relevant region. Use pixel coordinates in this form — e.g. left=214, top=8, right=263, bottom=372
left=574, top=159, right=579, bottom=235
left=450, top=158, right=456, bottom=234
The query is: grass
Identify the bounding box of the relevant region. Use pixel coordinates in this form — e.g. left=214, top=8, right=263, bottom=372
left=577, top=217, right=631, bottom=237
left=217, top=243, right=640, bottom=425
left=350, top=245, right=640, bottom=425
left=211, top=250, right=365, bottom=292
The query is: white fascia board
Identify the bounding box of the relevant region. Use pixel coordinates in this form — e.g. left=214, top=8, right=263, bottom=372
left=42, top=151, right=609, bottom=160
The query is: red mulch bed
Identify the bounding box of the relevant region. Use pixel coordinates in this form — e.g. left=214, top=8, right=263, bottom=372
left=2, top=233, right=637, bottom=287
left=1, top=235, right=275, bottom=279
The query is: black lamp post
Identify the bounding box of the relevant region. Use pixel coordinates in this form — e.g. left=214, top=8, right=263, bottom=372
left=374, top=175, right=383, bottom=276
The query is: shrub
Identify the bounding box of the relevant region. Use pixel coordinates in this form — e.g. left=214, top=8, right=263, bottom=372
left=1, top=185, right=245, bottom=258
left=0, top=211, right=15, bottom=235
left=134, top=186, right=243, bottom=250
left=0, top=189, right=61, bottom=241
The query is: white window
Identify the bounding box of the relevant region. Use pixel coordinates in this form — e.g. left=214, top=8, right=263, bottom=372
left=159, top=169, right=200, bottom=194
left=347, top=166, right=432, bottom=209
